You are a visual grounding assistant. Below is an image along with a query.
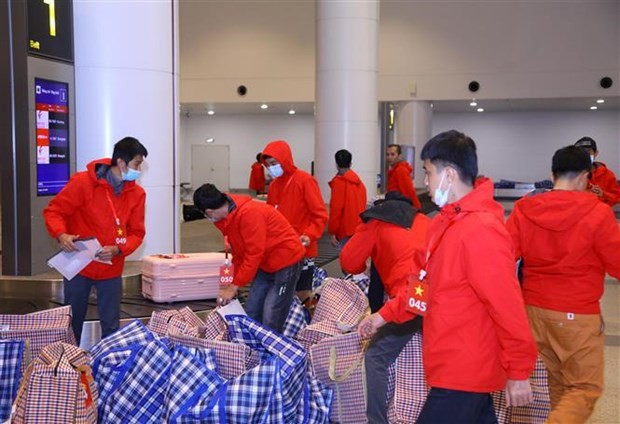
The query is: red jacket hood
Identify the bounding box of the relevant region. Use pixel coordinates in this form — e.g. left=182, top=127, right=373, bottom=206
left=514, top=190, right=600, bottom=232
left=441, top=179, right=504, bottom=221
left=329, top=169, right=363, bottom=188
left=392, top=161, right=412, bottom=174
left=262, top=140, right=297, bottom=175
left=86, top=158, right=138, bottom=189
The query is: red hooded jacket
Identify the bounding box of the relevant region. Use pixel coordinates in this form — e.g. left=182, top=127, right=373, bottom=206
left=421, top=180, right=537, bottom=392
left=248, top=162, right=266, bottom=193
left=506, top=190, right=620, bottom=314
left=43, top=159, right=146, bottom=280
left=262, top=140, right=328, bottom=258
left=328, top=169, right=367, bottom=240
left=387, top=161, right=422, bottom=209
left=214, top=194, right=305, bottom=287
left=590, top=162, right=620, bottom=206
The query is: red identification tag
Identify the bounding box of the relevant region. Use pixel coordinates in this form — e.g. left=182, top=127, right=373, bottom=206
left=405, top=273, right=429, bottom=316
left=115, top=224, right=127, bottom=245
left=219, top=262, right=234, bottom=286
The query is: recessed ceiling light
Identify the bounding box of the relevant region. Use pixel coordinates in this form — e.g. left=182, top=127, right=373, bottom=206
left=596, top=99, right=605, bottom=104
left=206, top=138, right=214, bottom=143
left=477, top=108, right=484, bottom=112
left=470, top=101, right=477, bottom=107
left=207, top=110, right=215, bottom=115
left=590, top=106, right=598, bottom=110
left=288, top=109, right=296, bottom=115
left=260, top=104, right=269, bottom=109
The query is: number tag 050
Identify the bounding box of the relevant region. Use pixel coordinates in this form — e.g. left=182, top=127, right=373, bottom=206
left=219, top=264, right=234, bottom=286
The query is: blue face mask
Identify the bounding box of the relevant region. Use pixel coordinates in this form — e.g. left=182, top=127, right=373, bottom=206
left=268, top=164, right=284, bottom=178
left=122, top=166, right=141, bottom=181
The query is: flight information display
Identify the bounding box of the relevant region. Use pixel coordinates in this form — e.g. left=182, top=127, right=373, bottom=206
left=36, top=78, right=70, bottom=196
left=28, top=0, right=74, bottom=62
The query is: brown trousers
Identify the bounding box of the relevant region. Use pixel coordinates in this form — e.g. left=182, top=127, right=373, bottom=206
left=526, top=305, right=604, bottom=424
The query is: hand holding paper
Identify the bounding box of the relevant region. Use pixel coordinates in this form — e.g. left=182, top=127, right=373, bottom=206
left=47, top=237, right=112, bottom=280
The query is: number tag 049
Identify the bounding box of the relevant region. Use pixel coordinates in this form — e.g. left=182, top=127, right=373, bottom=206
left=405, top=277, right=429, bottom=316
left=219, top=263, right=234, bottom=286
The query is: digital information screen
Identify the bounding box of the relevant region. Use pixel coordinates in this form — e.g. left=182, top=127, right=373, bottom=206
left=35, top=78, right=70, bottom=196
left=28, top=0, right=74, bottom=62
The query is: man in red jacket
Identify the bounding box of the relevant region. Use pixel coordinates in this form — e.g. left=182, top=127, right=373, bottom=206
left=248, top=152, right=266, bottom=195
left=262, top=140, right=328, bottom=304
left=43, top=137, right=148, bottom=344
left=506, top=146, right=620, bottom=423
left=341, top=191, right=428, bottom=423
left=574, top=136, right=620, bottom=206
left=193, top=183, right=305, bottom=333
left=361, top=130, right=537, bottom=422
left=386, top=143, right=422, bottom=209
left=328, top=149, right=367, bottom=249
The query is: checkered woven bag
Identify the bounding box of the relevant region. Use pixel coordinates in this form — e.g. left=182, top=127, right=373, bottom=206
left=226, top=315, right=308, bottom=423
left=312, top=267, right=328, bottom=291
left=386, top=332, right=428, bottom=423
left=12, top=342, right=97, bottom=424
left=0, top=306, right=76, bottom=362
left=202, top=309, right=229, bottom=341
left=283, top=296, right=310, bottom=340
left=147, top=307, right=204, bottom=337
left=492, top=390, right=512, bottom=424
left=311, top=278, right=369, bottom=325
left=309, top=331, right=367, bottom=424
left=509, top=357, right=550, bottom=423
left=296, top=320, right=351, bottom=352
left=0, top=340, right=26, bottom=422
left=168, top=327, right=259, bottom=380
left=295, top=367, right=333, bottom=424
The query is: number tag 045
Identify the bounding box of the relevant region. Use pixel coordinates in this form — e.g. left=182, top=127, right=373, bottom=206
left=405, top=276, right=428, bottom=316
left=219, top=263, right=234, bottom=286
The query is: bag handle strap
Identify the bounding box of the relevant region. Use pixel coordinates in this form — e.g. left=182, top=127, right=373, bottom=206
left=328, top=345, right=361, bottom=383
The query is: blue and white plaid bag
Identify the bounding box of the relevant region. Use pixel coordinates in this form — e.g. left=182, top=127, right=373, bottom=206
left=312, top=267, right=328, bottom=291
left=282, top=297, right=310, bottom=340
left=0, top=340, right=25, bottom=421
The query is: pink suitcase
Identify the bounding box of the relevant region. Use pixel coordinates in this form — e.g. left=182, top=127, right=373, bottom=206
left=141, top=253, right=227, bottom=302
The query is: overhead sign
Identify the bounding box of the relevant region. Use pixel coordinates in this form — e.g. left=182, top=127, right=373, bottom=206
left=28, top=0, right=74, bottom=62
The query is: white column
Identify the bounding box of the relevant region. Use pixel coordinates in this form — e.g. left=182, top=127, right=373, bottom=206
left=396, top=101, right=432, bottom=188
left=73, top=0, right=179, bottom=257
left=315, top=0, right=379, bottom=201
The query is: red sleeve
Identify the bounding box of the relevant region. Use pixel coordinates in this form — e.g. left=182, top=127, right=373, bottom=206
left=378, top=282, right=420, bottom=324
left=339, top=223, right=374, bottom=274
left=394, top=167, right=422, bottom=209
left=593, top=206, right=620, bottom=281
left=598, top=170, right=620, bottom=206
left=463, top=222, right=537, bottom=380
left=232, top=212, right=267, bottom=287
left=328, top=179, right=345, bottom=236
left=301, top=177, right=328, bottom=242
left=43, top=173, right=88, bottom=239
left=505, top=203, right=523, bottom=259
left=118, top=189, right=146, bottom=257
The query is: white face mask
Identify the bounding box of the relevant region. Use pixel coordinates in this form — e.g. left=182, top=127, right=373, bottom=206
left=432, top=171, right=451, bottom=208
left=268, top=164, right=284, bottom=178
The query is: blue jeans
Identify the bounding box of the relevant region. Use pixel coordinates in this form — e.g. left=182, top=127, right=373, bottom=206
left=64, top=274, right=122, bottom=345
left=244, top=261, right=302, bottom=333
left=416, top=388, right=498, bottom=424
left=365, top=317, right=423, bottom=423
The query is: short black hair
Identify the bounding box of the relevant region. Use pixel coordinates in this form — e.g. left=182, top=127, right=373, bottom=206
left=256, top=153, right=262, bottom=162
left=421, top=130, right=478, bottom=186
left=552, top=146, right=592, bottom=179
left=193, top=183, right=227, bottom=211
left=335, top=149, right=352, bottom=168
left=112, top=137, right=148, bottom=164
left=574, top=136, right=598, bottom=153
left=387, top=144, right=401, bottom=155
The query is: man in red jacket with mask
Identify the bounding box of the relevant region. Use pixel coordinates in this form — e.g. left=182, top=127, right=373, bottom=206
left=360, top=130, right=537, bottom=422
left=193, top=183, right=305, bottom=333
left=506, top=146, right=620, bottom=423
left=574, top=136, right=620, bottom=206
left=386, top=143, right=422, bottom=209
left=43, top=137, right=148, bottom=345
left=328, top=149, right=367, bottom=249
left=262, top=140, right=328, bottom=304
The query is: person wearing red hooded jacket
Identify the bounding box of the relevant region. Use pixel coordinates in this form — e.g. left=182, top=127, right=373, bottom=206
left=248, top=152, right=266, bottom=195
left=193, top=183, right=305, bottom=333
left=359, top=130, right=537, bottom=423
left=328, top=149, right=367, bottom=249
left=262, top=140, right=328, bottom=303
left=386, top=143, right=422, bottom=209
left=574, top=136, right=620, bottom=206
left=506, top=146, right=620, bottom=424
left=43, top=137, right=148, bottom=344
left=341, top=191, right=428, bottom=423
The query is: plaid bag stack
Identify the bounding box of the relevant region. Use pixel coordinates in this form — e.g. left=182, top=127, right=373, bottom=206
left=0, top=306, right=76, bottom=362
left=12, top=342, right=97, bottom=424
left=147, top=306, right=204, bottom=337
left=309, top=331, right=367, bottom=424
left=282, top=296, right=310, bottom=340
left=386, top=333, right=428, bottom=423
left=0, top=340, right=26, bottom=422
